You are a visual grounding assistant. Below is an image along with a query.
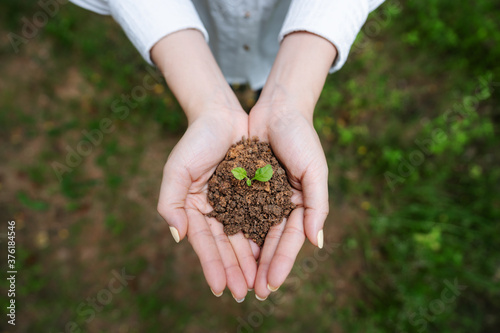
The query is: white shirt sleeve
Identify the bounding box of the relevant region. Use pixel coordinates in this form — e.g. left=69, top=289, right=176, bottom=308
left=279, top=0, right=386, bottom=72
left=69, top=0, right=208, bottom=65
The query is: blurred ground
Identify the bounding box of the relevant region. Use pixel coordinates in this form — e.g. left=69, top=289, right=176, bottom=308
left=1, top=1, right=499, bottom=333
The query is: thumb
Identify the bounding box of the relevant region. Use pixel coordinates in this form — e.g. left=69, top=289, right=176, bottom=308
left=302, top=160, right=329, bottom=248
left=157, top=161, right=190, bottom=243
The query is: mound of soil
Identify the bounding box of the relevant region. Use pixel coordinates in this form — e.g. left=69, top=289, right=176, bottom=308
left=207, top=137, right=296, bottom=247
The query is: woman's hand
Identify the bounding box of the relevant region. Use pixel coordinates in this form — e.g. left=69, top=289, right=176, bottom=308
left=152, top=30, right=257, bottom=301
left=249, top=97, right=329, bottom=300
left=158, top=106, right=257, bottom=301
left=249, top=32, right=337, bottom=300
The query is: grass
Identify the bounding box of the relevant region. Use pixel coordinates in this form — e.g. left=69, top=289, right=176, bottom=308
left=1, top=0, right=499, bottom=332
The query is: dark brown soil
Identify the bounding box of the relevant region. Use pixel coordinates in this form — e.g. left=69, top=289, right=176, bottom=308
left=207, top=137, right=296, bottom=247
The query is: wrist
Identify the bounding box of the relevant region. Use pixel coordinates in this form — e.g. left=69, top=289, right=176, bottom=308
left=258, top=32, right=337, bottom=118
left=256, top=84, right=315, bottom=120
left=183, top=85, right=243, bottom=124
left=151, top=29, right=241, bottom=123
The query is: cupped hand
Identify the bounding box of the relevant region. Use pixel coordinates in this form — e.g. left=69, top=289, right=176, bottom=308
left=249, top=97, right=329, bottom=300
left=157, top=106, right=258, bottom=301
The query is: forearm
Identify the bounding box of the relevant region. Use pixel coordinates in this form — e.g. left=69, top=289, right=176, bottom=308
left=259, top=32, right=337, bottom=117
left=151, top=29, right=240, bottom=122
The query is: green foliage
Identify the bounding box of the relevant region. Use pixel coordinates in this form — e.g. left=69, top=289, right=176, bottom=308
left=312, top=0, right=500, bottom=331
left=105, top=214, right=125, bottom=236
left=231, top=167, right=247, bottom=180
left=253, top=164, right=274, bottom=182
left=400, top=0, right=500, bottom=75
left=17, top=191, right=49, bottom=211
left=231, top=164, right=274, bottom=186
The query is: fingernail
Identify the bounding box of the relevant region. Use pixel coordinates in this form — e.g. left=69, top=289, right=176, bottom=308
left=317, top=229, right=324, bottom=249
left=169, top=226, right=180, bottom=243
left=267, top=283, right=279, bottom=292
left=248, top=288, right=253, bottom=291
left=232, top=293, right=245, bottom=303
left=211, top=288, right=223, bottom=297
left=255, top=294, right=267, bottom=301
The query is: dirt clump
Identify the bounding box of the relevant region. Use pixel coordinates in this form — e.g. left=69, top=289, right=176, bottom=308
left=207, top=137, right=296, bottom=247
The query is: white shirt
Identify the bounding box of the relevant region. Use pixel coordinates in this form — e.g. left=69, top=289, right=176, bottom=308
left=70, top=0, right=385, bottom=89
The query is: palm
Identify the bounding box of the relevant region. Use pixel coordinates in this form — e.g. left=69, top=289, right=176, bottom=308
left=158, top=109, right=257, bottom=300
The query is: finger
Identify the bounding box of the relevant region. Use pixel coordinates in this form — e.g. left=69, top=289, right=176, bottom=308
left=186, top=209, right=226, bottom=295
left=157, top=152, right=191, bottom=242
left=267, top=208, right=305, bottom=289
left=208, top=218, right=248, bottom=302
left=254, top=218, right=286, bottom=300
left=302, top=159, right=329, bottom=248
left=228, top=232, right=258, bottom=290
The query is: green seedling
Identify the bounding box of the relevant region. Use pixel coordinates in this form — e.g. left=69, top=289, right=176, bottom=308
left=231, top=164, right=273, bottom=186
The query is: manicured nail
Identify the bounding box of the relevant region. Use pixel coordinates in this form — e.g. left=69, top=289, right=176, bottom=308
left=169, top=226, right=180, bottom=243
left=248, top=288, right=253, bottom=291
left=232, top=293, right=245, bottom=303
left=317, top=229, right=324, bottom=249
left=211, top=288, right=223, bottom=297
left=255, top=294, right=267, bottom=301
left=267, top=284, right=279, bottom=292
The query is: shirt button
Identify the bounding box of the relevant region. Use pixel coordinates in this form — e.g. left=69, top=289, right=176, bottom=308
left=243, top=44, right=250, bottom=51
left=244, top=11, right=251, bottom=18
